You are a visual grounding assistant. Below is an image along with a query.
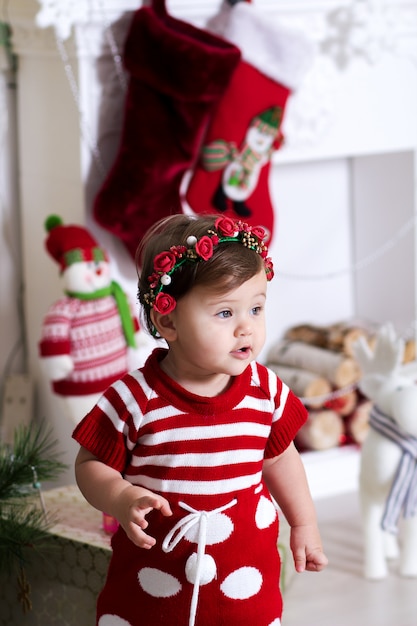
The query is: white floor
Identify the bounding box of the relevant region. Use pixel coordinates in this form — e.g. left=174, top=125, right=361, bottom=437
left=281, top=492, right=417, bottom=626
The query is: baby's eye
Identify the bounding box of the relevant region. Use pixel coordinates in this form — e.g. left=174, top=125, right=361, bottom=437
left=251, top=306, right=263, bottom=315
left=217, top=310, right=232, bottom=319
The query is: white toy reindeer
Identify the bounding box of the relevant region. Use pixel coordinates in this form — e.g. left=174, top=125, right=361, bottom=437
left=352, top=323, right=417, bottom=580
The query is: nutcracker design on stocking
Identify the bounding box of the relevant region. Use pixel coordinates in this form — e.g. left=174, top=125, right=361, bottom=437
left=201, top=105, right=283, bottom=220
left=186, top=1, right=314, bottom=243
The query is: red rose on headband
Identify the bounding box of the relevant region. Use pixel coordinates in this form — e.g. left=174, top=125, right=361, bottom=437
left=214, top=216, right=237, bottom=237
left=265, top=258, right=274, bottom=281
left=251, top=226, right=266, bottom=241
left=195, top=236, right=214, bottom=261
left=154, top=293, right=176, bottom=314
left=154, top=251, right=177, bottom=273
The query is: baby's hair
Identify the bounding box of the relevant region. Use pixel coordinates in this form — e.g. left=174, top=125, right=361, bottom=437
left=137, top=214, right=266, bottom=336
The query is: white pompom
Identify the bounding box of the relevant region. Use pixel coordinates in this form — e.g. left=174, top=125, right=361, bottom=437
left=160, top=274, right=171, bottom=286
left=185, top=553, right=217, bottom=586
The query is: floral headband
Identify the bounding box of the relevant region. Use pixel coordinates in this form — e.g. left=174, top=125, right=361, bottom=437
left=143, top=216, right=274, bottom=315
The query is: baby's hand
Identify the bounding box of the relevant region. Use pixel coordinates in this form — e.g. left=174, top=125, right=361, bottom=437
left=290, top=524, right=329, bottom=573
left=304, top=549, right=329, bottom=572
left=116, top=487, right=172, bottom=549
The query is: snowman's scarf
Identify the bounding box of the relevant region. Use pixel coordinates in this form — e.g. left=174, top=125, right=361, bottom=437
left=369, top=405, right=417, bottom=533
left=66, top=281, right=136, bottom=347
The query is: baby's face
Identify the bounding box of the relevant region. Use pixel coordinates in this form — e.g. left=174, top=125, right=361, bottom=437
left=166, top=269, right=268, bottom=382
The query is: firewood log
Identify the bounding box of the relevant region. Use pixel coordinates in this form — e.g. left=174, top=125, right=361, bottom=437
left=284, top=321, right=372, bottom=357
left=295, top=409, right=344, bottom=451
left=344, top=399, right=372, bottom=445
left=326, top=323, right=370, bottom=357
left=404, top=339, right=416, bottom=364
left=283, top=324, right=330, bottom=349
left=267, top=364, right=331, bottom=409
left=267, top=340, right=361, bottom=388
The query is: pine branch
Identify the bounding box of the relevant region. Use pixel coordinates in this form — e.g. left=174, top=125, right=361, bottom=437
left=0, top=422, right=67, bottom=501
left=0, top=422, right=67, bottom=579
left=0, top=501, right=54, bottom=574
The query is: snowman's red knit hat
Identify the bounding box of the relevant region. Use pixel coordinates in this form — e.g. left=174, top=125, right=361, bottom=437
left=44, top=214, right=108, bottom=272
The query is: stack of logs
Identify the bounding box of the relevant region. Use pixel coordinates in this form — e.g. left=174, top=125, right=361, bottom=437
left=266, top=321, right=415, bottom=452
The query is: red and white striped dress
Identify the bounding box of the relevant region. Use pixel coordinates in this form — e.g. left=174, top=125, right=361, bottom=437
left=73, top=348, right=307, bottom=626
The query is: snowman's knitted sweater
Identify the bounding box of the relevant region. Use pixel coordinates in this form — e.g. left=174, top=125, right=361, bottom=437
left=39, top=295, right=139, bottom=396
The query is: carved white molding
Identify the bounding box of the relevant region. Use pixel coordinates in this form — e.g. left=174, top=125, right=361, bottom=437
left=11, top=1, right=417, bottom=66
left=29, top=0, right=417, bottom=54
left=10, top=0, right=417, bottom=155
left=280, top=57, right=339, bottom=149
left=319, top=0, right=417, bottom=68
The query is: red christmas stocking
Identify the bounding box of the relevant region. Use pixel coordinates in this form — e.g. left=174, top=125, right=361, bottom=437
left=93, top=0, right=241, bottom=259
left=185, top=2, right=314, bottom=243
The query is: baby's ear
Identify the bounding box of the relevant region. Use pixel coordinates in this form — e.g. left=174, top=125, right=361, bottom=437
left=150, top=310, right=177, bottom=341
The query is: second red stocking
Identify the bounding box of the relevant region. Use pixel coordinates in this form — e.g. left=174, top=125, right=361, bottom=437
left=185, top=2, right=314, bottom=243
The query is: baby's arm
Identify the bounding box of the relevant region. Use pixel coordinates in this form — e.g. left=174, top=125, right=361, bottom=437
left=263, top=442, right=328, bottom=573
left=75, top=446, right=172, bottom=549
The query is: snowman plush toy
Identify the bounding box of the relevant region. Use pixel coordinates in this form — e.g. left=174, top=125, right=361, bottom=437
left=39, top=215, right=149, bottom=428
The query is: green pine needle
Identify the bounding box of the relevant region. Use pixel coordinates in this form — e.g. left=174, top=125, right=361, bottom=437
left=0, top=422, right=67, bottom=501
left=0, top=422, right=67, bottom=576
left=0, top=502, right=54, bottom=573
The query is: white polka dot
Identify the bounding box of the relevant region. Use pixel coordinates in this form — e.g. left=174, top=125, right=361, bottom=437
left=268, top=619, right=281, bottom=626
left=98, top=616, right=132, bottom=626
left=138, top=567, right=182, bottom=598
left=185, top=552, right=217, bottom=585
left=255, top=495, right=277, bottom=529
left=220, top=566, right=263, bottom=600
left=254, top=484, right=263, bottom=494
left=185, top=513, right=234, bottom=545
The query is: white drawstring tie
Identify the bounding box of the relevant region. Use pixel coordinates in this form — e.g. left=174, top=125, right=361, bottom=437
left=162, top=498, right=237, bottom=626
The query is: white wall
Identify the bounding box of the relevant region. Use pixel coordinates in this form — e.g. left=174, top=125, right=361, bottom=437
left=263, top=157, right=354, bottom=361
left=3, top=0, right=417, bottom=485
left=352, top=151, right=416, bottom=335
